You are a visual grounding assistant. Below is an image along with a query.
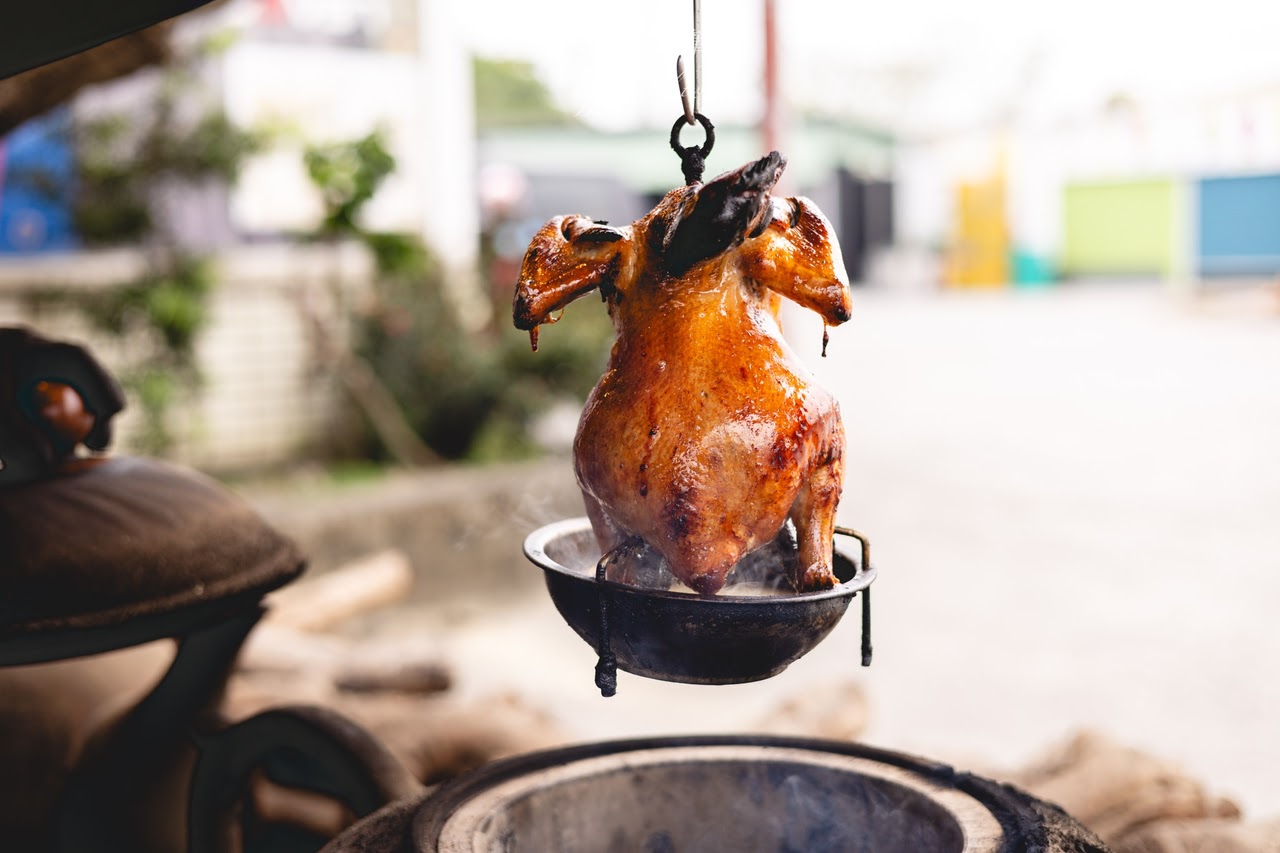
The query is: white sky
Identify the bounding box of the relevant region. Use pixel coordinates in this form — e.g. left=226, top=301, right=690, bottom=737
left=456, top=0, right=1280, bottom=135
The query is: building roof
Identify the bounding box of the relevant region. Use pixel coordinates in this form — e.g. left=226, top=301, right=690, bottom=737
left=479, top=118, right=895, bottom=195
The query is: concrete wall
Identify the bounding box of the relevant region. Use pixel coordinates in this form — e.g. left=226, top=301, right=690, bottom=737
left=245, top=458, right=584, bottom=602
left=0, top=242, right=374, bottom=472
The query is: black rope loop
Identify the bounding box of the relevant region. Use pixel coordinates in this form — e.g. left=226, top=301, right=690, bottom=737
left=669, top=112, right=715, bottom=185
left=594, top=552, right=618, bottom=697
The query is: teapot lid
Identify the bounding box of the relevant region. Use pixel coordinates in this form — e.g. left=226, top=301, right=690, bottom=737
left=0, top=327, right=304, bottom=663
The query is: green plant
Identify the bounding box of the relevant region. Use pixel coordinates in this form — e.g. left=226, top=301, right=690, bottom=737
left=17, top=36, right=270, bottom=454
left=300, top=131, right=612, bottom=463
left=72, top=55, right=267, bottom=246
left=473, top=57, right=581, bottom=131
left=304, top=131, right=397, bottom=236
left=357, top=248, right=612, bottom=462
left=80, top=256, right=214, bottom=452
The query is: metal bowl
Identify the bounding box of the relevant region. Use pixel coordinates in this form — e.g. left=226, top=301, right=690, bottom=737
left=523, top=518, right=875, bottom=693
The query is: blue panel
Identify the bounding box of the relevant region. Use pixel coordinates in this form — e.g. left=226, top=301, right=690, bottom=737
left=0, top=110, right=78, bottom=254
left=1197, top=174, right=1280, bottom=276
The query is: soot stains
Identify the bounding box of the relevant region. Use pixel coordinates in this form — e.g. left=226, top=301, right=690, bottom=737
left=770, top=435, right=794, bottom=470
left=663, top=486, right=699, bottom=540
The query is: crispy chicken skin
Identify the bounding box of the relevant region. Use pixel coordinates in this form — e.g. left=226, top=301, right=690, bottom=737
left=514, top=152, right=852, bottom=594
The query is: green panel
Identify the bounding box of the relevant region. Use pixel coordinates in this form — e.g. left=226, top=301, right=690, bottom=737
left=1061, top=179, right=1180, bottom=277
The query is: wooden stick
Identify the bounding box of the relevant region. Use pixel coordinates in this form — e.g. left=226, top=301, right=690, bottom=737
left=265, top=549, right=414, bottom=632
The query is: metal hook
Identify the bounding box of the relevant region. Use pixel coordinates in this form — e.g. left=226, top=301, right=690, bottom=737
left=676, top=56, right=695, bottom=126
left=675, top=0, right=702, bottom=126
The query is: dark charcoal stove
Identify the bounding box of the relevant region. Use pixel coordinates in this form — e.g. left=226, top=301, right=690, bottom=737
left=523, top=518, right=875, bottom=694
left=323, top=736, right=1108, bottom=852
left=0, top=329, right=420, bottom=852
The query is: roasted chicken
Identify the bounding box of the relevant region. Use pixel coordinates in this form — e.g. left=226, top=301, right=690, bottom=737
left=514, top=152, right=852, bottom=594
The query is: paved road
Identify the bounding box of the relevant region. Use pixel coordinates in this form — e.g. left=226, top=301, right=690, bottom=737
left=401, top=284, right=1280, bottom=816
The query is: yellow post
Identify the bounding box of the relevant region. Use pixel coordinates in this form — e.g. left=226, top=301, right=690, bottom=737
left=946, top=167, right=1010, bottom=288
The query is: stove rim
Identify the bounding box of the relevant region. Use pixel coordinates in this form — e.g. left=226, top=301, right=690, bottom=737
left=409, top=734, right=1062, bottom=853
left=436, top=743, right=1004, bottom=853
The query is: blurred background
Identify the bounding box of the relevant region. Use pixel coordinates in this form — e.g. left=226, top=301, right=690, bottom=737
left=2, top=0, right=1277, bottom=832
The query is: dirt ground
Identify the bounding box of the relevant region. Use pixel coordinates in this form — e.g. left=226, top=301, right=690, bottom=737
left=348, top=282, right=1280, bottom=818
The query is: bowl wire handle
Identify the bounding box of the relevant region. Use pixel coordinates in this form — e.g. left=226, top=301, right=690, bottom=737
left=835, top=526, right=873, bottom=667
left=594, top=552, right=619, bottom=697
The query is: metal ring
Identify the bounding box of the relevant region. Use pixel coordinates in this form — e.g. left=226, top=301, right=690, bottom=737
left=669, top=112, right=715, bottom=159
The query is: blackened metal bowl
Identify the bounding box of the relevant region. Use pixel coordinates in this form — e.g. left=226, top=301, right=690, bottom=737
left=523, top=518, right=875, bottom=691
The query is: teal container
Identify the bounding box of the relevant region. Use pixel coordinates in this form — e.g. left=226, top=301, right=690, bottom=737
left=1011, top=250, right=1055, bottom=288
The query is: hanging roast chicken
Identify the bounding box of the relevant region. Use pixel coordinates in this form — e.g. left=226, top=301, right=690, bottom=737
left=514, top=151, right=852, bottom=595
